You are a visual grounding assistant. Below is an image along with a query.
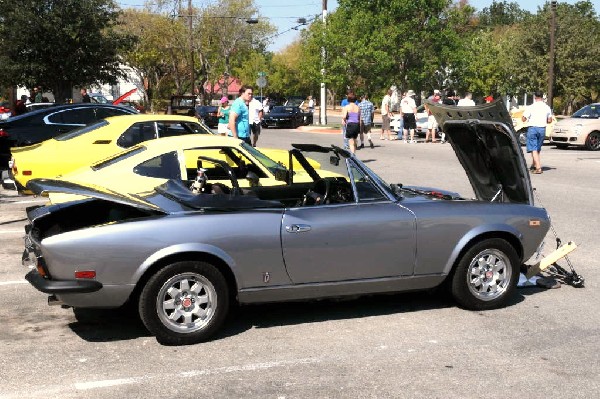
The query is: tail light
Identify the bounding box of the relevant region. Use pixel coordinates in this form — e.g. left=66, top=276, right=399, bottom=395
left=0, top=128, right=8, bottom=138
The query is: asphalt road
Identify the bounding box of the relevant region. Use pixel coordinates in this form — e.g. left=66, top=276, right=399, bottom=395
left=1, top=128, right=599, bottom=398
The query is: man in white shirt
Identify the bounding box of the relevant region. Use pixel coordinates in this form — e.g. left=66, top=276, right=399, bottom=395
left=248, top=97, right=264, bottom=147
left=522, top=91, right=552, bottom=174
left=400, top=90, right=417, bottom=143
left=380, top=89, right=393, bottom=140
left=457, top=92, right=475, bottom=106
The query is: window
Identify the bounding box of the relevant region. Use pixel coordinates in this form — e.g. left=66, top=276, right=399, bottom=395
left=349, top=164, right=387, bottom=202
left=117, top=122, right=156, bottom=148
left=48, top=108, right=96, bottom=125
left=133, top=151, right=181, bottom=179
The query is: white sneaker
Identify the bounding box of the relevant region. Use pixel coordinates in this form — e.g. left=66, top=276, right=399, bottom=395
left=402, top=140, right=407, bottom=143
left=410, top=140, right=417, bottom=143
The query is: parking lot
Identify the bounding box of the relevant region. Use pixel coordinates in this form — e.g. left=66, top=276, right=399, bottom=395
left=1, top=128, right=599, bottom=398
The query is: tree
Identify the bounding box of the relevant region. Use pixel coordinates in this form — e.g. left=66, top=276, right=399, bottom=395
left=477, top=0, right=530, bottom=27
left=0, top=0, right=134, bottom=102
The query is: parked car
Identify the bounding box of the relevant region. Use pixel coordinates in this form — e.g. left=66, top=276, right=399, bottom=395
left=25, top=102, right=57, bottom=112
left=37, top=135, right=330, bottom=202
left=168, top=95, right=198, bottom=116
left=510, top=107, right=555, bottom=146
left=195, top=105, right=219, bottom=128
left=549, top=103, right=600, bottom=150
left=0, top=103, right=137, bottom=173
left=262, top=106, right=307, bottom=128
left=0, top=102, right=11, bottom=120
left=22, top=101, right=550, bottom=345
left=10, top=115, right=212, bottom=191
left=391, top=115, right=429, bottom=138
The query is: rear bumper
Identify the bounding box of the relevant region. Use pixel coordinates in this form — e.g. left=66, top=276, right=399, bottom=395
left=25, top=269, right=103, bottom=294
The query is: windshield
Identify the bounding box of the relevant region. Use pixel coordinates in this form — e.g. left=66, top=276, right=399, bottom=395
left=241, top=142, right=288, bottom=175
left=271, top=106, right=295, bottom=113
left=54, top=120, right=108, bottom=141
left=572, top=104, right=600, bottom=118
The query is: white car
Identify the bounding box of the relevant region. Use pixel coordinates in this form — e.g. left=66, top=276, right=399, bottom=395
left=549, top=103, right=600, bottom=150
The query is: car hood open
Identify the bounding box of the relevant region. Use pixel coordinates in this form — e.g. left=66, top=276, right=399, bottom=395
left=428, top=101, right=533, bottom=204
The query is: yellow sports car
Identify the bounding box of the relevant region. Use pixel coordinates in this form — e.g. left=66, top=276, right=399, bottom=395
left=41, top=135, right=335, bottom=204
left=10, top=114, right=212, bottom=191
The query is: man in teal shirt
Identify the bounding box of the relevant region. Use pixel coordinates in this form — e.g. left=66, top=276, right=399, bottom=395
left=229, top=85, right=253, bottom=145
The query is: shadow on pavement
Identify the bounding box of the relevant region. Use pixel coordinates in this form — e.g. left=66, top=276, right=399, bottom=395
left=68, top=289, right=534, bottom=344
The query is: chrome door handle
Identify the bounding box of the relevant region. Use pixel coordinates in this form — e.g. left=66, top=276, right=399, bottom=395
left=285, top=224, right=311, bottom=233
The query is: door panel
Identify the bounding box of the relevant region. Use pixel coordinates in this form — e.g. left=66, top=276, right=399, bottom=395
left=282, top=202, right=416, bottom=284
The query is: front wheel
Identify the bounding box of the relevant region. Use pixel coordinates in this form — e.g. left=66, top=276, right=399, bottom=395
left=451, top=238, right=519, bottom=310
left=585, top=131, right=600, bottom=151
left=139, top=261, right=229, bottom=345
left=518, top=130, right=527, bottom=146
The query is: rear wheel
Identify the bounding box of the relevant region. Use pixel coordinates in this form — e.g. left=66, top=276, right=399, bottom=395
left=451, top=238, right=519, bottom=310
left=139, top=261, right=229, bottom=345
left=585, top=131, right=600, bottom=151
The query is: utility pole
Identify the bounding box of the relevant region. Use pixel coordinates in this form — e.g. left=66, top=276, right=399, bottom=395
left=319, top=0, right=327, bottom=125
left=188, top=0, right=195, bottom=96
left=547, top=0, right=557, bottom=110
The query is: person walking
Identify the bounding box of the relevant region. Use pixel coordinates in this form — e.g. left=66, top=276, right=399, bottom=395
left=380, top=89, right=393, bottom=140
left=217, top=96, right=231, bottom=136
left=400, top=90, right=418, bottom=143
left=341, top=92, right=361, bottom=154
left=358, top=93, right=375, bottom=149
left=522, top=91, right=552, bottom=174
left=248, top=95, right=264, bottom=147
left=229, top=85, right=253, bottom=145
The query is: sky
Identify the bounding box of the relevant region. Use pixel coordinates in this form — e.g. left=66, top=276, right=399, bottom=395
left=117, top=1, right=600, bottom=52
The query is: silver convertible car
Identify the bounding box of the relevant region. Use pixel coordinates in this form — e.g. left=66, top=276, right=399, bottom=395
left=22, top=102, right=550, bottom=345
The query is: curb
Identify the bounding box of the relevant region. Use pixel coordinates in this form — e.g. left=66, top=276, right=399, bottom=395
left=296, top=126, right=341, bottom=134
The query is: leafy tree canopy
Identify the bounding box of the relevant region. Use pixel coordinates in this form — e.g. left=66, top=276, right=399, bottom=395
left=0, top=0, right=134, bottom=102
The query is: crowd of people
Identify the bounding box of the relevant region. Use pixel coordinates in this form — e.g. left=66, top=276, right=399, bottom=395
left=339, top=87, right=552, bottom=172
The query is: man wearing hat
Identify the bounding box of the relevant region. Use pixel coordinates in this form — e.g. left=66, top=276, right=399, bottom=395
left=400, top=90, right=418, bottom=143
left=217, top=96, right=231, bottom=136
left=522, top=91, right=552, bottom=174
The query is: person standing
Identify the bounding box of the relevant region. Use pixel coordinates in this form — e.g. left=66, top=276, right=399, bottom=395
left=522, top=91, right=552, bottom=174
left=457, top=92, right=475, bottom=106
left=33, top=87, right=43, bottom=103
left=217, top=96, right=231, bottom=136
left=425, top=92, right=441, bottom=143
left=229, top=85, right=253, bottom=145
left=400, top=90, right=417, bottom=143
left=380, top=89, right=393, bottom=140
left=248, top=95, right=264, bottom=147
left=341, top=92, right=361, bottom=154
left=80, top=88, right=91, bottom=103
left=358, top=93, right=375, bottom=149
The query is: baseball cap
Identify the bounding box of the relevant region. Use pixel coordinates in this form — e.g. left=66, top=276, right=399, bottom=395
left=220, top=96, right=228, bottom=103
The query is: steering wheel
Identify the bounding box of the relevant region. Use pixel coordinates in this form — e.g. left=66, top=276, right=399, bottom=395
left=302, top=178, right=331, bottom=206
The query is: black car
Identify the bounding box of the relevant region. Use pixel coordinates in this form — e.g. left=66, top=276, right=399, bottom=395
left=0, top=103, right=137, bottom=171
left=262, top=106, right=307, bottom=128
left=195, top=105, right=219, bottom=128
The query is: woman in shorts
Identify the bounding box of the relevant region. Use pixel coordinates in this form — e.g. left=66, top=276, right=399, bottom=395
left=341, top=92, right=361, bottom=154
left=217, top=97, right=232, bottom=136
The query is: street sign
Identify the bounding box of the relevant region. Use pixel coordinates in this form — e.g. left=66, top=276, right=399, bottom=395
left=256, top=76, right=267, bottom=88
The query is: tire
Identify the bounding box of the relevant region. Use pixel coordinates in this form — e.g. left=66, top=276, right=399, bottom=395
left=518, top=130, right=527, bottom=146
left=139, top=261, right=229, bottom=345
left=585, top=131, right=600, bottom=151
left=451, top=238, right=519, bottom=310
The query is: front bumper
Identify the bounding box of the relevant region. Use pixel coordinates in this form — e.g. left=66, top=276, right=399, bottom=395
left=550, top=128, right=585, bottom=145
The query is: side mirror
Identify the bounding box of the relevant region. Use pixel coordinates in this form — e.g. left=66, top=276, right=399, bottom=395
left=246, top=171, right=260, bottom=187
left=330, top=156, right=340, bottom=166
